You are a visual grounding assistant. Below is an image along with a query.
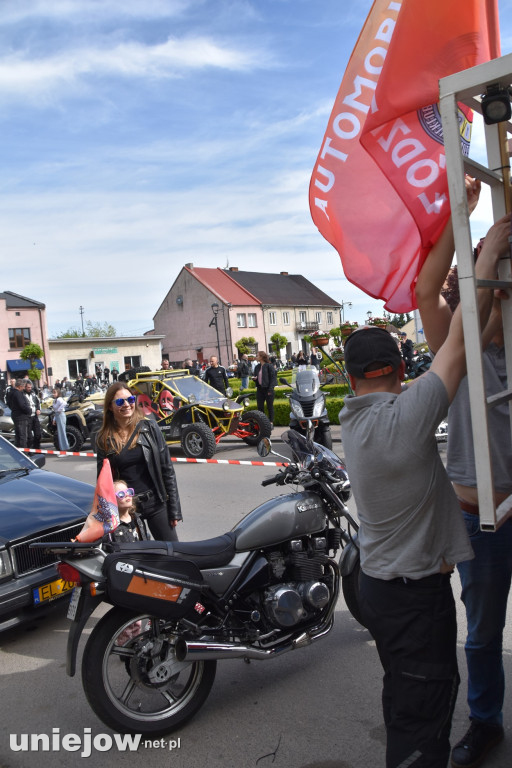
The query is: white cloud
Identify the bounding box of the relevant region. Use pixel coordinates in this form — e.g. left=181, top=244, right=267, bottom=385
left=0, top=35, right=267, bottom=103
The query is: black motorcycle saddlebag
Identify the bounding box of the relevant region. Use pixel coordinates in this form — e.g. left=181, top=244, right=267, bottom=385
left=103, top=546, right=204, bottom=619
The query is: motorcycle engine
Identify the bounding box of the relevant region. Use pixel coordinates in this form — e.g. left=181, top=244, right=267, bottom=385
left=263, top=536, right=331, bottom=628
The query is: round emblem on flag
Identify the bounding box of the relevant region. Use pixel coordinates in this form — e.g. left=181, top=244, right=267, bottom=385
left=418, top=104, right=472, bottom=156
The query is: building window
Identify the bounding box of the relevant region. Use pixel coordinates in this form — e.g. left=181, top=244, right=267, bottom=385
left=237, top=313, right=247, bottom=328
left=269, top=311, right=277, bottom=325
left=282, top=311, right=290, bottom=325
left=327, top=311, right=333, bottom=324
left=299, top=311, right=307, bottom=325
left=315, top=312, right=322, bottom=324
left=68, top=359, right=88, bottom=378
left=124, top=356, right=141, bottom=370
left=9, top=328, right=31, bottom=349
left=248, top=313, right=257, bottom=327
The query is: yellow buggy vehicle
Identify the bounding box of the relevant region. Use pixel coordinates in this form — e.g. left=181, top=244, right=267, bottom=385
left=126, top=369, right=272, bottom=459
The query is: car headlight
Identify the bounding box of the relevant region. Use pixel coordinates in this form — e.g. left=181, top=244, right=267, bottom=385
left=290, top=400, right=304, bottom=419
left=223, top=401, right=231, bottom=411
left=0, top=549, right=13, bottom=581
left=242, top=397, right=250, bottom=408
left=312, top=398, right=325, bottom=418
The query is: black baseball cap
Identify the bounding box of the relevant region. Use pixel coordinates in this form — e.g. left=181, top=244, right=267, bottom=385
left=344, top=326, right=402, bottom=379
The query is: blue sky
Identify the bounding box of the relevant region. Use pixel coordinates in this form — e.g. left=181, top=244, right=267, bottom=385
left=2, top=0, right=511, bottom=337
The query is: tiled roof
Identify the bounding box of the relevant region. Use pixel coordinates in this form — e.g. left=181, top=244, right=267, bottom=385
left=223, top=271, right=340, bottom=307
left=188, top=267, right=260, bottom=306
left=0, top=291, right=45, bottom=309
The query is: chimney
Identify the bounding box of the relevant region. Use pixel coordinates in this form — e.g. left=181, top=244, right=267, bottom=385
left=229, top=267, right=239, bottom=272
left=185, top=263, right=194, bottom=269
left=280, top=271, right=288, bottom=275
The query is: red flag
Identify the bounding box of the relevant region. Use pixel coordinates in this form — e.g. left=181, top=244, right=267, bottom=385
left=75, top=459, right=119, bottom=542
left=309, top=0, right=500, bottom=313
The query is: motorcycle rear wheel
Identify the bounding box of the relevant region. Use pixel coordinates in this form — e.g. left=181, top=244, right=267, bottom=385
left=82, top=608, right=217, bottom=736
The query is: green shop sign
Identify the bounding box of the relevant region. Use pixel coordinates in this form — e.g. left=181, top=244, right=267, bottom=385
left=93, top=348, right=118, bottom=354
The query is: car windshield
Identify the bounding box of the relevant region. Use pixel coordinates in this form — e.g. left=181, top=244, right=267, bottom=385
left=291, top=366, right=320, bottom=395
left=0, top=437, right=35, bottom=473
left=170, top=376, right=226, bottom=402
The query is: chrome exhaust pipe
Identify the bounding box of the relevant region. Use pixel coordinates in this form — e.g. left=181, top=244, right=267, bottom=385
left=174, top=619, right=333, bottom=662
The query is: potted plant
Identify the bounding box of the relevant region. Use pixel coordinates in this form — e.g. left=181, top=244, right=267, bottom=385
left=338, top=321, right=359, bottom=340
left=305, top=329, right=330, bottom=347
left=366, top=316, right=389, bottom=329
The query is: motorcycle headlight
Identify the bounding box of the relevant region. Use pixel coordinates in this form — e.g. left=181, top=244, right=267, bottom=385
left=312, top=398, right=325, bottom=418
left=0, top=549, right=13, bottom=582
left=290, top=400, right=304, bottom=419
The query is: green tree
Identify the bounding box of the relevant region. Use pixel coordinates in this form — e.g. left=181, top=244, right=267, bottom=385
left=389, top=313, right=411, bottom=329
left=19, top=342, right=44, bottom=383
left=270, top=332, right=287, bottom=353
left=235, top=336, right=257, bottom=355
left=56, top=320, right=117, bottom=338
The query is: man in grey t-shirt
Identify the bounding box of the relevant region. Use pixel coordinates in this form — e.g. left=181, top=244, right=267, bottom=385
left=339, top=210, right=510, bottom=768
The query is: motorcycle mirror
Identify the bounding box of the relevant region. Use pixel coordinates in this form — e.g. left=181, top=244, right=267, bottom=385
left=257, top=438, right=272, bottom=458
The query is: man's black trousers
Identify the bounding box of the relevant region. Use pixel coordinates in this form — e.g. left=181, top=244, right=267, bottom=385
left=359, top=570, right=459, bottom=768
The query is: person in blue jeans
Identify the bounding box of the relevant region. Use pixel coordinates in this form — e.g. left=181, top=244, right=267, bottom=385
left=415, top=177, right=512, bottom=768
left=52, top=387, right=69, bottom=453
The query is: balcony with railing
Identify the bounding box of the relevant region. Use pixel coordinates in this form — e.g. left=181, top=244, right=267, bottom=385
left=296, top=321, right=320, bottom=333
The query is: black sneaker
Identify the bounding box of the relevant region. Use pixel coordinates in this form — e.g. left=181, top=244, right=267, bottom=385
left=451, top=721, right=504, bottom=768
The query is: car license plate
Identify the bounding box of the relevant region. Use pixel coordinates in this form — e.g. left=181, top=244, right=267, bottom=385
left=33, top=578, right=76, bottom=606
left=67, top=586, right=82, bottom=620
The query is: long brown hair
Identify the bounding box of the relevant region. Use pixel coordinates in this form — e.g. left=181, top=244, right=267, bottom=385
left=96, top=382, right=144, bottom=454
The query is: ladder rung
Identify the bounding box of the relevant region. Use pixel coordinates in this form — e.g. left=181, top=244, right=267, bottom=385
left=487, top=388, right=512, bottom=409
left=463, top=156, right=504, bottom=186
left=476, top=278, right=512, bottom=289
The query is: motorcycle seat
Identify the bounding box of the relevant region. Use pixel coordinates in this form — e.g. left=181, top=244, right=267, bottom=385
left=171, top=533, right=237, bottom=569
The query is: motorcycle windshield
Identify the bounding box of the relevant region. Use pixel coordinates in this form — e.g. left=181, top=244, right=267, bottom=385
left=291, top=366, right=320, bottom=395
left=282, top=429, right=348, bottom=478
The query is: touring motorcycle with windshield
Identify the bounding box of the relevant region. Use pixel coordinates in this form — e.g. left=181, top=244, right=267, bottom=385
left=34, top=430, right=361, bottom=737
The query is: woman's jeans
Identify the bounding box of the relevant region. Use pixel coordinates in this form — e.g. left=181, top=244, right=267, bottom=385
left=54, top=411, right=69, bottom=451
left=457, top=512, right=512, bottom=725
left=139, top=496, right=178, bottom=542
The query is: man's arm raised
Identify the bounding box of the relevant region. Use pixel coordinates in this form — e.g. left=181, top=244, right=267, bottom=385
left=430, top=212, right=511, bottom=402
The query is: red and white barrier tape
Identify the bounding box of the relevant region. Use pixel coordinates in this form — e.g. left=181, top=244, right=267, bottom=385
left=18, top=446, right=288, bottom=467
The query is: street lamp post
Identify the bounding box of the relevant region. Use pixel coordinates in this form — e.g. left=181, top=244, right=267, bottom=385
left=340, top=300, right=352, bottom=324
left=209, top=303, right=222, bottom=364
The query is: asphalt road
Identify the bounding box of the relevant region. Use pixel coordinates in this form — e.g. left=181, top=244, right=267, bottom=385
left=0, top=436, right=510, bottom=768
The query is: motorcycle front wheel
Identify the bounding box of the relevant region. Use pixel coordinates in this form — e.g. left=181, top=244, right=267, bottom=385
left=82, top=608, right=217, bottom=736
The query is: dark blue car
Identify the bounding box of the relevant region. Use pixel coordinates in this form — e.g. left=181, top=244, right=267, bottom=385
left=0, top=435, right=94, bottom=630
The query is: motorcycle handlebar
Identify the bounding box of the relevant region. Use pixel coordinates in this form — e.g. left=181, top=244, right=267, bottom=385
left=261, top=473, right=283, bottom=487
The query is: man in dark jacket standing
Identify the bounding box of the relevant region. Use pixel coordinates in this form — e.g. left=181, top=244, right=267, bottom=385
left=253, top=350, right=277, bottom=427
left=204, top=356, right=228, bottom=395
left=25, top=380, right=42, bottom=450
left=10, top=379, right=32, bottom=448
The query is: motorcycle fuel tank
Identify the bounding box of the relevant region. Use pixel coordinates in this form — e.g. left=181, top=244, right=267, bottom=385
left=233, top=491, right=327, bottom=551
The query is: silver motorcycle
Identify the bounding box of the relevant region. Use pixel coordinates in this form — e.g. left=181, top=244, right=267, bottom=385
left=33, top=429, right=361, bottom=737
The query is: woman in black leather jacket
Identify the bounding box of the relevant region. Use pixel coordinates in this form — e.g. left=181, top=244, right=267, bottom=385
left=96, top=382, right=182, bottom=541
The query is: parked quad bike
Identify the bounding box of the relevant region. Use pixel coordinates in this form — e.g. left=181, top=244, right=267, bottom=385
left=45, top=394, right=103, bottom=452
left=126, top=368, right=271, bottom=459
left=33, top=428, right=362, bottom=737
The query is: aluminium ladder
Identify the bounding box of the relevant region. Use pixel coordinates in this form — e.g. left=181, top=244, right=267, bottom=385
left=439, top=53, right=512, bottom=530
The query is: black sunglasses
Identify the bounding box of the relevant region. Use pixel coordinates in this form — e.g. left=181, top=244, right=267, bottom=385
left=114, top=396, right=136, bottom=407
